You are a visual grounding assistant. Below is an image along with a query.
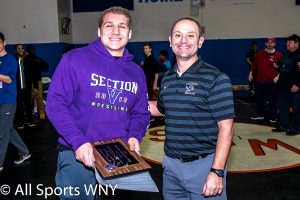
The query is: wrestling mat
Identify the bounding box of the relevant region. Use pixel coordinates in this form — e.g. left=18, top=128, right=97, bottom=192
left=140, top=123, right=300, bottom=172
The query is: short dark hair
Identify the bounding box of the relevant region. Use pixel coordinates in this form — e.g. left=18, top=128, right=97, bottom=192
left=160, top=49, right=169, bottom=59
left=143, top=42, right=152, bottom=49
left=99, top=6, right=131, bottom=28
left=0, top=32, right=5, bottom=42
left=170, top=17, right=202, bottom=37
left=15, top=44, right=24, bottom=51
left=287, top=34, right=300, bottom=43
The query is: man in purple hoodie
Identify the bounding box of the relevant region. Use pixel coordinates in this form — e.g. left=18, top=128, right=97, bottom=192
left=46, top=7, right=150, bottom=200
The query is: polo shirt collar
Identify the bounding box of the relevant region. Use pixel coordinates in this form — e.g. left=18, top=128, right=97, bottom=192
left=169, top=58, right=205, bottom=75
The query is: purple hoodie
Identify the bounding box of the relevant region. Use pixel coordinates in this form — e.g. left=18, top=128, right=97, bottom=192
left=46, top=39, right=150, bottom=151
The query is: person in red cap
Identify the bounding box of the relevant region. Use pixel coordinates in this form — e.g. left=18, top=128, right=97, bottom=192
left=249, top=36, right=282, bottom=122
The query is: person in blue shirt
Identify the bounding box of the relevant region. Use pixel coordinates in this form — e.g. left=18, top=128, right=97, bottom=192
left=159, top=49, right=171, bottom=71
left=0, top=32, right=31, bottom=172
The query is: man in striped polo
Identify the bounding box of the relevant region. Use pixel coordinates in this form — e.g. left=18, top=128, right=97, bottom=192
left=149, top=18, right=234, bottom=199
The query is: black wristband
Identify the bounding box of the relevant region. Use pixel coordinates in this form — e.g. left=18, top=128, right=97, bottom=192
left=210, top=168, right=224, bottom=178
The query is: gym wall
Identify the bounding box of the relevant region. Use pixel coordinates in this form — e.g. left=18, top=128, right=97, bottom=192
left=1, top=0, right=299, bottom=84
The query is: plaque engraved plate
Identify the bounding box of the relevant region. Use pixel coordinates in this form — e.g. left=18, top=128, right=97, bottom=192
left=92, top=138, right=151, bottom=179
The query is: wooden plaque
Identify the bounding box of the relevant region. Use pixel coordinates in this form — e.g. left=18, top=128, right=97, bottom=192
left=92, top=138, right=151, bottom=180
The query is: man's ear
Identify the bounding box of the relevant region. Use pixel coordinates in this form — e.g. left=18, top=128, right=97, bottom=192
left=97, top=27, right=101, bottom=38
left=198, top=36, right=205, bottom=48
left=129, top=29, right=132, bottom=40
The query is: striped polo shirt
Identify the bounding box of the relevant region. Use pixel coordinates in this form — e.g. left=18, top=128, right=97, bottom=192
left=157, top=59, right=235, bottom=158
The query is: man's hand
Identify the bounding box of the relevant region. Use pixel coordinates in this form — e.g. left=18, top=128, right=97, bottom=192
left=248, top=72, right=253, bottom=82
left=149, top=101, right=164, bottom=117
left=0, top=74, right=12, bottom=84
left=128, top=137, right=140, bottom=152
left=273, top=76, right=279, bottom=84
left=202, top=172, right=223, bottom=197
left=153, top=85, right=158, bottom=92
left=274, top=62, right=280, bottom=68
left=291, top=85, right=299, bottom=93
left=75, top=143, right=95, bottom=167
left=32, top=88, right=38, bottom=96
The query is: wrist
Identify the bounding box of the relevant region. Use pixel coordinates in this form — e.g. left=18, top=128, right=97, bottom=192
left=210, top=168, right=224, bottom=178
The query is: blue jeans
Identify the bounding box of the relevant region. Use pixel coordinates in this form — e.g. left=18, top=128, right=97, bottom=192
left=56, top=150, right=99, bottom=200
left=0, top=104, right=29, bottom=166
left=277, top=91, right=300, bottom=132
left=163, top=154, right=227, bottom=200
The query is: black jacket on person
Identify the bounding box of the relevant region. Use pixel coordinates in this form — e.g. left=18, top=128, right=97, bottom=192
left=278, top=48, right=300, bottom=92
left=15, top=56, right=34, bottom=91
left=24, top=52, right=49, bottom=89
left=14, top=53, right=49, bottom=124
left=142, top=54, right=160, bottom=84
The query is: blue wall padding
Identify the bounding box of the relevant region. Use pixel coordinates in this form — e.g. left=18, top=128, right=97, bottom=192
left=6, top=38, right=287, bottom=86
left=6, top=43, right=71, bottom=78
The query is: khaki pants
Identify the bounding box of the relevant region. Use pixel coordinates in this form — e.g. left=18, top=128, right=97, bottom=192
left=33, top=81, right=45, bottom=119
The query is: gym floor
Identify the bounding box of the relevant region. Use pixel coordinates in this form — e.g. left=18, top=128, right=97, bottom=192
left=1, top=96, right=300, bottom=200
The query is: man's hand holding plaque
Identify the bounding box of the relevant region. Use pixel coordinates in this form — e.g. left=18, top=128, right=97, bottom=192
left=128, top=137, right=140, bottom=152
left=91, top=138, right=151, bottom=180
left=75, top=143, right=95, bottom=167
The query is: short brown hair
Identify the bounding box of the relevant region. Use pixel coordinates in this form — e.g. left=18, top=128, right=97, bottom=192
left=143, top=42, right=152, bottom=49
left=15, top=44, right=24, bottom=51
left=99, top=6, right=131, bottom=28
left=0, top=32, right=5, bottom=42
left=170, top=17, right=202, bottom=37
